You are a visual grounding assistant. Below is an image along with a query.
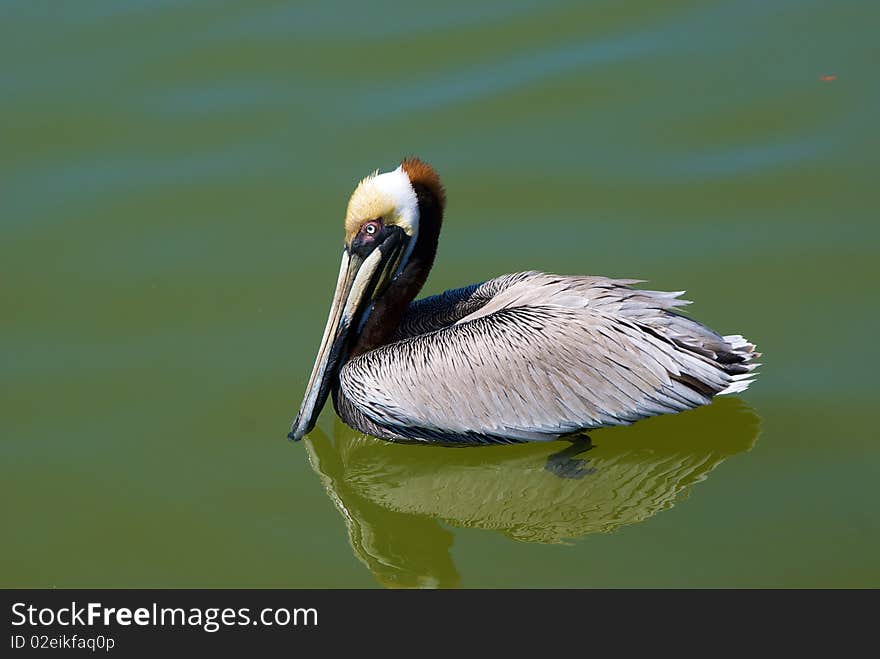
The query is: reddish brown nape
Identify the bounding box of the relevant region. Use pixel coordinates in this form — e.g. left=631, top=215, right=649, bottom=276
left=348, top=157, right=446, bottom=358
left=401, top=157, right=446, bottom=210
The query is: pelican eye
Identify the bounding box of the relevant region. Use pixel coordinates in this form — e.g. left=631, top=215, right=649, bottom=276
left=363, top=221, right=380, bottom=236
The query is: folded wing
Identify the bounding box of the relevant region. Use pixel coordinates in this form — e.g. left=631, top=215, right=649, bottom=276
left=340, top=272, right=759, bottom=444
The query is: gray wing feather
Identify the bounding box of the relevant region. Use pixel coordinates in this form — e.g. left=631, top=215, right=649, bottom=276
left=340, top=272, right=759, bottom=444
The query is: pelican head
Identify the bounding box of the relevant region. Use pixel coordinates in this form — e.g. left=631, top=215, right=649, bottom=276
left=289, top=158, right=445, bottom=441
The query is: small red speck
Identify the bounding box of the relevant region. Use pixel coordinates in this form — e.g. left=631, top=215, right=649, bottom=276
left=819, top=74, right=837, bottom=82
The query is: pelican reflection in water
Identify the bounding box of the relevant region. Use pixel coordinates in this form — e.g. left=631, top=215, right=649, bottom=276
left=290, top=158, right=759, bottom=444
left=305, top=397, right=761, bottom=587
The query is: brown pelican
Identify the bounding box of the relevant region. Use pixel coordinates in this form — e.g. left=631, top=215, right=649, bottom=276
left=289, top=158, right=759, bottom=445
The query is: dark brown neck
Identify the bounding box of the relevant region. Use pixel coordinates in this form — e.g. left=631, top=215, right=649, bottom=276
left=349, top=181, right=443, bottom=358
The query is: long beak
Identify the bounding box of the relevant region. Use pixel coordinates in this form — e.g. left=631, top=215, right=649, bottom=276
left=288, top=231, right=405, bottom=441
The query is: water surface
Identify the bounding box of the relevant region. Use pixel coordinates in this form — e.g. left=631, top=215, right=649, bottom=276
left=2, top=0, right=878, bottom=587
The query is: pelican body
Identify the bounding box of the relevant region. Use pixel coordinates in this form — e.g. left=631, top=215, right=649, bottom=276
left=289, top=158, right=758, bottom=445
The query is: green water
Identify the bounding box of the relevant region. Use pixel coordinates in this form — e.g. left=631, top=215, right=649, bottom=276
left=2, top=0, right=878, bottom=588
